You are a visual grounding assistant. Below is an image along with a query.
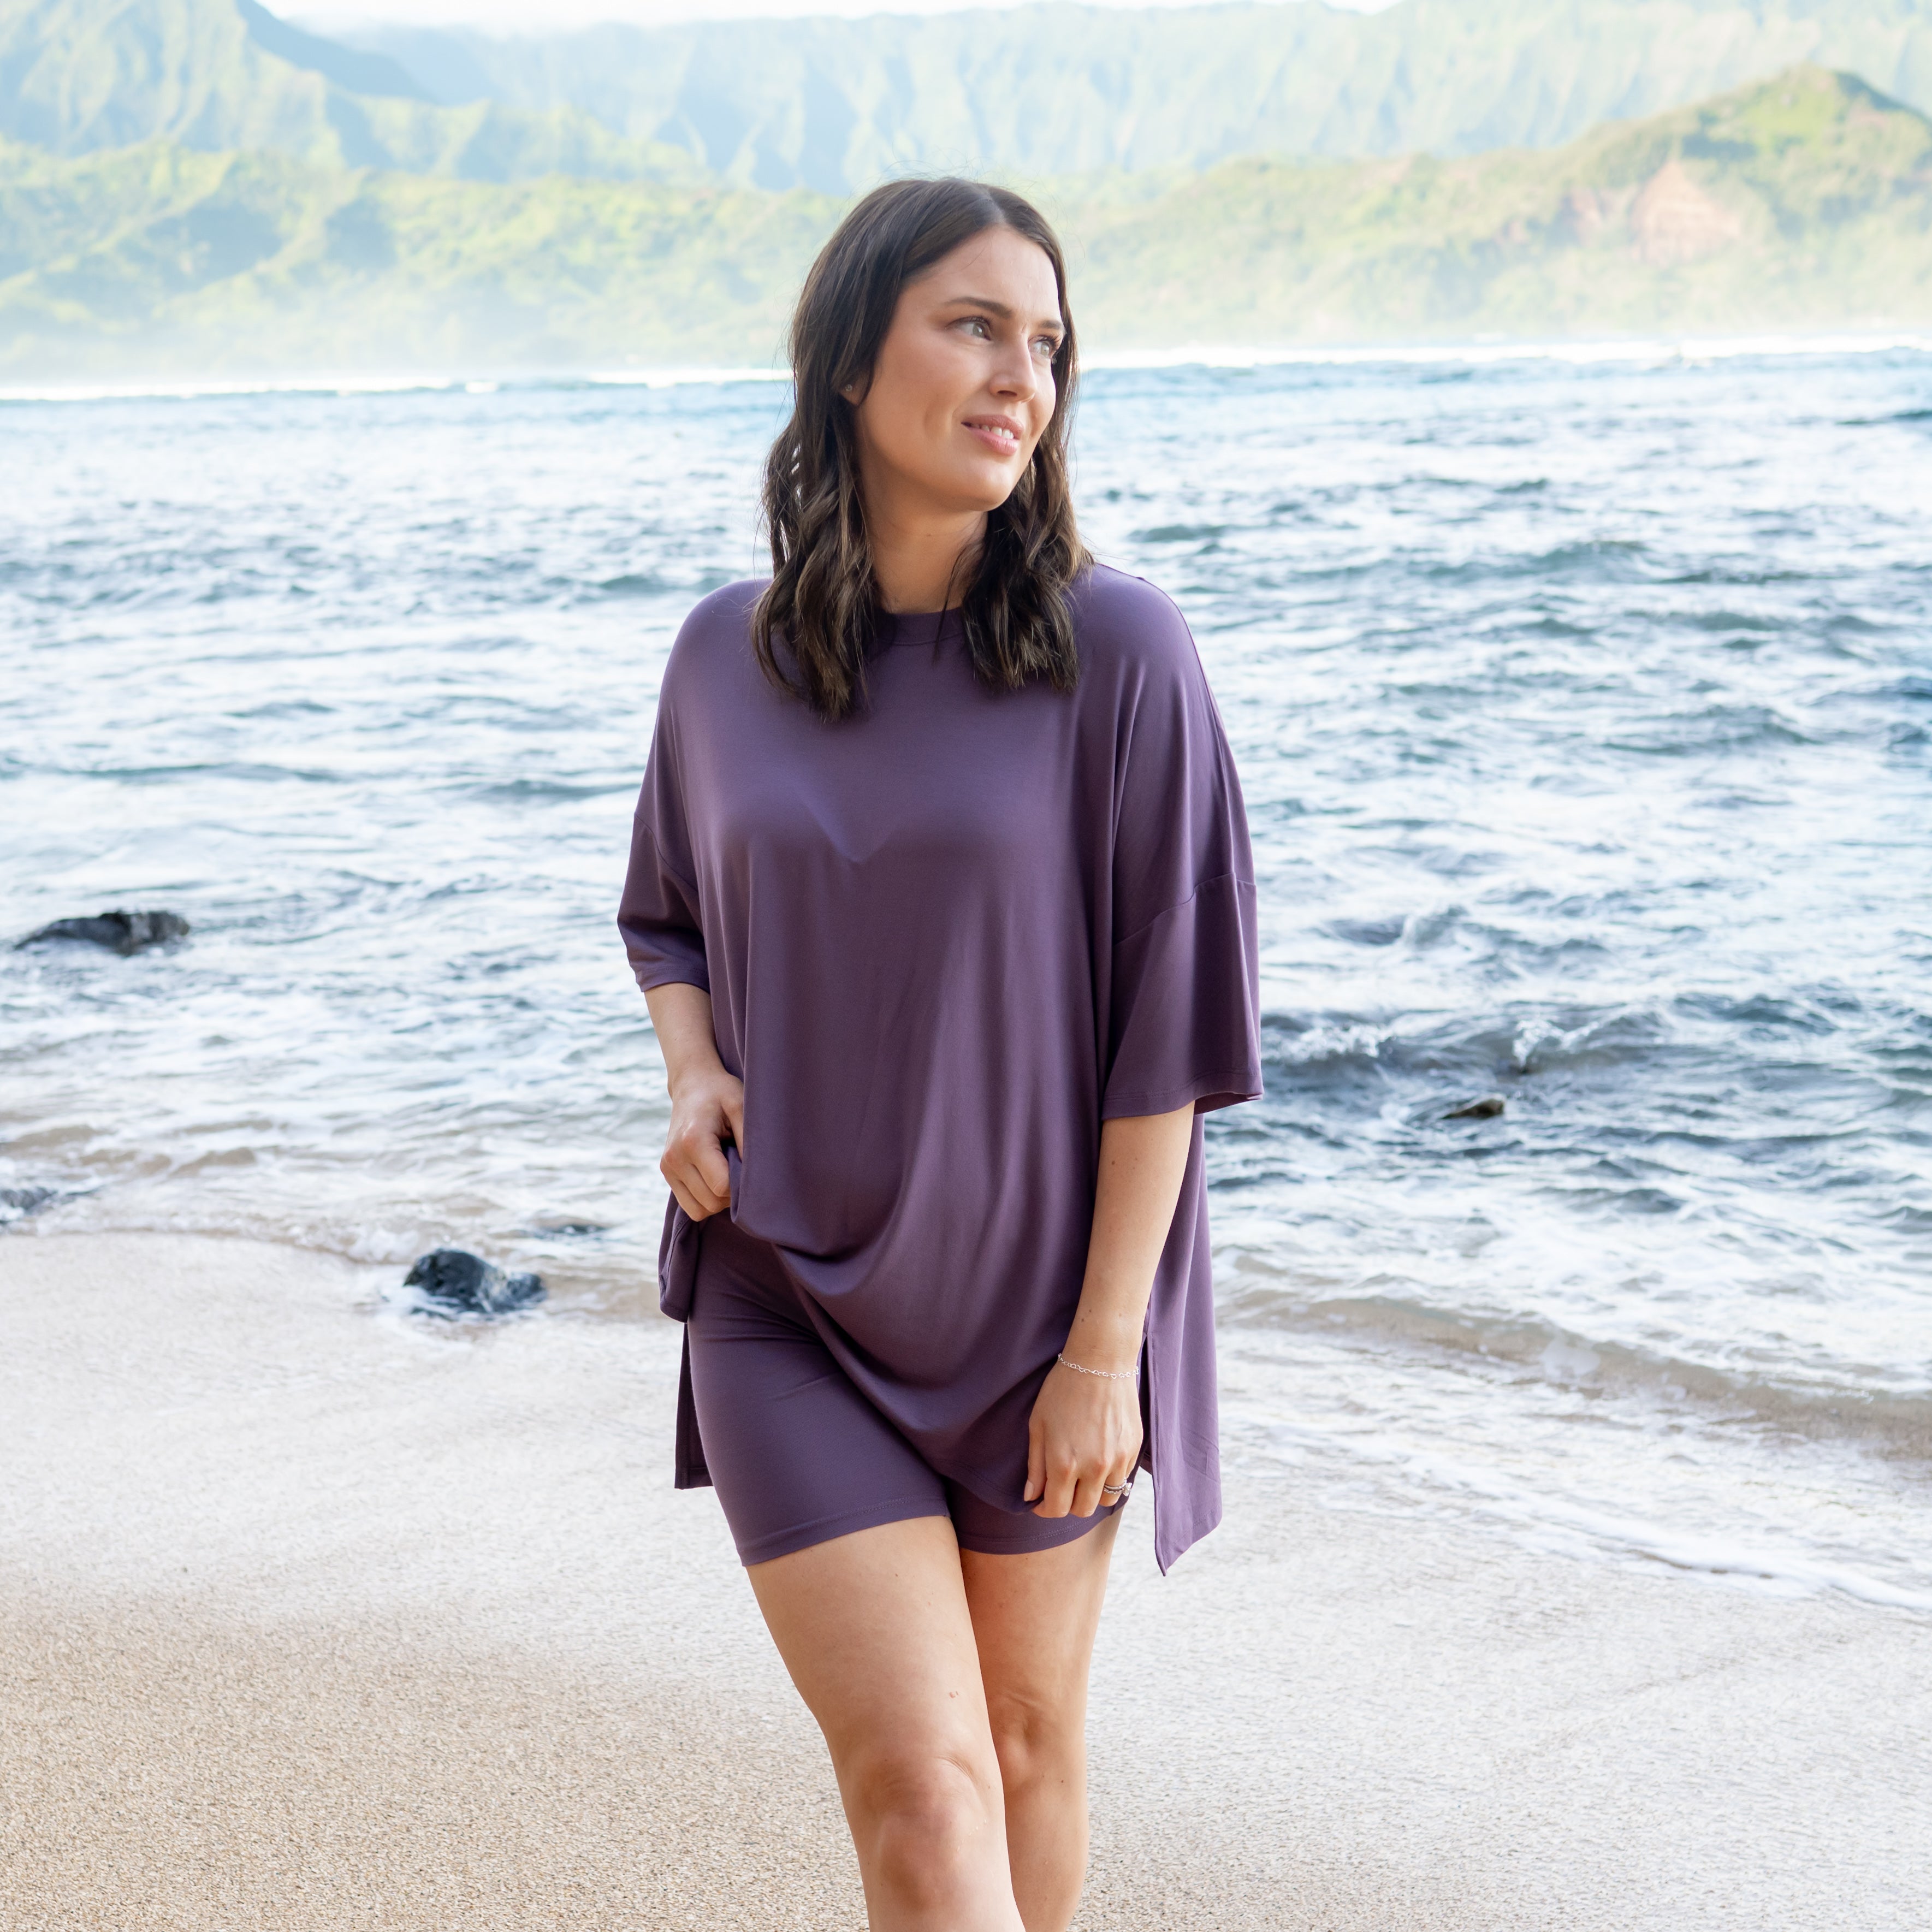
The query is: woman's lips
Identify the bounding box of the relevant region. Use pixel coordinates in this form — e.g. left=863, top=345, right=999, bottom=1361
left=963, top=417, right=1022, bottom=457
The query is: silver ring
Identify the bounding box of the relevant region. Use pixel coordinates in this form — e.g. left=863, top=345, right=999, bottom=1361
left=1102, top=1481, right=1133, bottom=1497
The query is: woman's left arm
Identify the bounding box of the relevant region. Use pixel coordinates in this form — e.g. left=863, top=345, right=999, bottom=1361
left=1026, top=1101, right=1196, bottom=1518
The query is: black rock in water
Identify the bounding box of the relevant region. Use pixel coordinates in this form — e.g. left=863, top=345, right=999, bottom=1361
left=0, top=1186, right=61, bottom=1224
left=1444, top=1095, right=1506, bottom=1120
left=402, top=1248, right=545, bottom=1317
left=19, top=910, right=190, bottom=955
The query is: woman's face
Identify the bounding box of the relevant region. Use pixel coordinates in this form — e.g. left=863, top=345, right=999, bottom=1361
left=846, top=225, right=1064, bottom=525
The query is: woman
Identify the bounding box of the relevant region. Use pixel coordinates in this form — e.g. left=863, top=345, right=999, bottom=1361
left=618, top=178, right=1261, bottom=1930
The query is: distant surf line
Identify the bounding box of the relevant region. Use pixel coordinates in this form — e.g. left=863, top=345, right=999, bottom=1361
left=1081, top=330, right=1932, bottom=371
left=0, top=368, right=789, bottom=405
left=5, top=333, right=1928, bottom=406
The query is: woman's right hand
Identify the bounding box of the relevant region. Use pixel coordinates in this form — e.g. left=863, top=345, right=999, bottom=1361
left=644, top=982, right=744, bottom=1222
left=660, top=1065, right=744, bottom=1221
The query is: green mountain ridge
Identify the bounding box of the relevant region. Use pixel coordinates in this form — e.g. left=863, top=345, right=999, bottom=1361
left=1072, top=63, right=1932, bottom=343
left=12, top=0, right=1932, bottom=193
left=3, top=66, right=1928, bottom=377
left=0, top=0, right=699, bottom=183
left=128, top=0, right=1932, bottom=191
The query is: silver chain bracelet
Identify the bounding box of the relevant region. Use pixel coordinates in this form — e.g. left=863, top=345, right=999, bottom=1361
left=1056, top=1351, right=1137, bottom=1381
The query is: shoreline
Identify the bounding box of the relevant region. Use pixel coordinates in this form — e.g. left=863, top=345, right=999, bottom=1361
left=3, top=1232, right=1928, bottom=1928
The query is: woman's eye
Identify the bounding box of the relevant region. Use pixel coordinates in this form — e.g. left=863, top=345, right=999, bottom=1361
left=958, top=317, right=992, bottom=340
left=1033, top=337, right=1061, bottom=360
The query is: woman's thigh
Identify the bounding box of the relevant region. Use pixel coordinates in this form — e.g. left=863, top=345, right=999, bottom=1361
left=748, top=1514, right=1003, bottom=1780
left=960, top=1509, right=1122, bottom=1739
left=688, top=1219, right=951, bottom=1566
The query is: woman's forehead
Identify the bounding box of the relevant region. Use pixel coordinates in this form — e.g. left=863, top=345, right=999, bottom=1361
left=909, top=229, right=1062, bottom=319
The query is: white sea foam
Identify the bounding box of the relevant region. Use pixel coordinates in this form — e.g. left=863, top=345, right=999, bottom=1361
left=0, top=366, right=796, bottom=406
left=1401, top=1449, right=1932, bottom=1611
left=1082, top=330, right=1932, bottom=372
left=1224, top=1332, right=1932, bottom=1615
left=0, top=373, right=474, bottom=404
left=581, top=365, right=790, bottom=388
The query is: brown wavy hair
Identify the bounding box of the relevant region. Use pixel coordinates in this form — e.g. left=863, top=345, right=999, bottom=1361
left=753, top=177, right=1091, bottom=720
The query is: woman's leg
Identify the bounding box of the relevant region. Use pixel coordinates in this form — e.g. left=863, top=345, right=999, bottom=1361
left=961, top=1510, right=1122, bottom=1932
left=748, top=1515, right=1027, bottom=1932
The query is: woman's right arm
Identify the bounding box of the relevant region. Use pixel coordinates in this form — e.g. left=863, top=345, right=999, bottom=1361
left=645, top=981, right=744, bottom=1222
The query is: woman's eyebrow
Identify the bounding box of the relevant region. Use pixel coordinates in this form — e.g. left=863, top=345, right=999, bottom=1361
left=938, top=293, right=1063, bottom=331
left=938, top=293, right=1015, bottom=316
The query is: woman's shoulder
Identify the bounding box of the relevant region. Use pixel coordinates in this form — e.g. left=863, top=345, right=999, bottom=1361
left=662, top=579, right=767, bottom=695
left=672, top=578, right=766, bottom=654
left=1069, top=564, right=1204, bottom=688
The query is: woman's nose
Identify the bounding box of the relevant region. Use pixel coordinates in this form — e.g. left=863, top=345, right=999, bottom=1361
left=989, top=340, right=1041, bottom=402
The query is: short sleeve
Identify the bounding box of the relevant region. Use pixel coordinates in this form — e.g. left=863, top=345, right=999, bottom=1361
left=617, top=701, right=709, bottom=996
left=1100, top=605, right=1263, bottom=1120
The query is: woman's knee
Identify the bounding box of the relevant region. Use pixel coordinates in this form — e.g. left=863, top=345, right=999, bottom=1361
left=983, top=1685, right=1082, bottom=1796
left=846, top=1744, right=1004, bottom=1891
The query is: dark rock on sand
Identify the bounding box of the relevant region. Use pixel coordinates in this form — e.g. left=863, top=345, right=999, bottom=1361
left=18, top=910, right=190, bottom=955
left=1444, top=1095, right=1507, bottom=1120
left=402, top=1249, right=545, bottom=1318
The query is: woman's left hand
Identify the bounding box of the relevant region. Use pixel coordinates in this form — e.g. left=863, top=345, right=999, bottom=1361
left=1024, top=1358, right=1143, bottom=1518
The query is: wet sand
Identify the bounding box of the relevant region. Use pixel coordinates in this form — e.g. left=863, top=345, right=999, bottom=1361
left=2, top=1232, right=1927, bottom=1929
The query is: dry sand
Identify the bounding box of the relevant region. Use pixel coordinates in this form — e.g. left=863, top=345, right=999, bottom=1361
left=2, top=1231, right=1927, bottom=1929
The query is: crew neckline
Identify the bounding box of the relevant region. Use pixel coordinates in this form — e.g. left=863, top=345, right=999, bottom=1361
left=881, top=607, right=964, bottom=648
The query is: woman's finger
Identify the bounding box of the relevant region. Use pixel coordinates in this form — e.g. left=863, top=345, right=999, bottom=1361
left=663, top=1154, right=725, bottom=1220
left=665, top=1174, right=708, bottom=1221
left=1090, top=1450, right=1136, bottom=1514
left=1065, top=1457, right=1099, bottom=1519
left=692, top=1131, right=731, bottom=1205
left=1069, top=1467, right=1109, bottom=1518
left=1038, top=1452, right=1076, bottom=1519
left=1023, top=1418, right=1044, bottom=1506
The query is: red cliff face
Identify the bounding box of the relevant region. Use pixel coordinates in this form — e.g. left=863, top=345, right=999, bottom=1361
left=1629, top=158, right=1745, bottom=267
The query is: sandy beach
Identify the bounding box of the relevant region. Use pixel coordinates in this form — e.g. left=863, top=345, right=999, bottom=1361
left=2, top=1232, right=1927, bottom=1930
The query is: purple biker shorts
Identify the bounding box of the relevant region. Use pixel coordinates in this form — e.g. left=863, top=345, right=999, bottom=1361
left=684, top=1212, right=1125, bottom=1567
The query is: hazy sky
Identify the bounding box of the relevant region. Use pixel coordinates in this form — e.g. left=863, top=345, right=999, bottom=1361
left=299, top=0, right=1390, bottom=33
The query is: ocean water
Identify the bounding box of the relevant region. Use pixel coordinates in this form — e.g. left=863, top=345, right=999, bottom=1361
left=4, top=343, right=1929, bottom=1608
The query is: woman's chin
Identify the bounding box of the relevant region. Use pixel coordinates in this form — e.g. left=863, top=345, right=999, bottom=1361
left=910, top=448, right=1020, bottom=509
left=886, top=451, right=1027, bottom=519
left=939, top=470, right=1027, bottom=515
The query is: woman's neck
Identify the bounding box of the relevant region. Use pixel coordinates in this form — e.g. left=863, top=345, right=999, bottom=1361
left=867, top=502, right=986, bottom=615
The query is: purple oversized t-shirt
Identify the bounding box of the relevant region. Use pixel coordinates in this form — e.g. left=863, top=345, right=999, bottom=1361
left=618, top=564, right=1261, bottom=1571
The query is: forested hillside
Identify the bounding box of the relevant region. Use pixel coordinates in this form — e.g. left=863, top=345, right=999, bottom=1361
left=4, top=67, right=1927, bottom=376
left=0, top=0, right=696, bottom=181
left=1072, top=65, right=1932, bottom=344
left=346, top=0, right=1932, bottom=190
left=8, top=0, right=1932, bottom=189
